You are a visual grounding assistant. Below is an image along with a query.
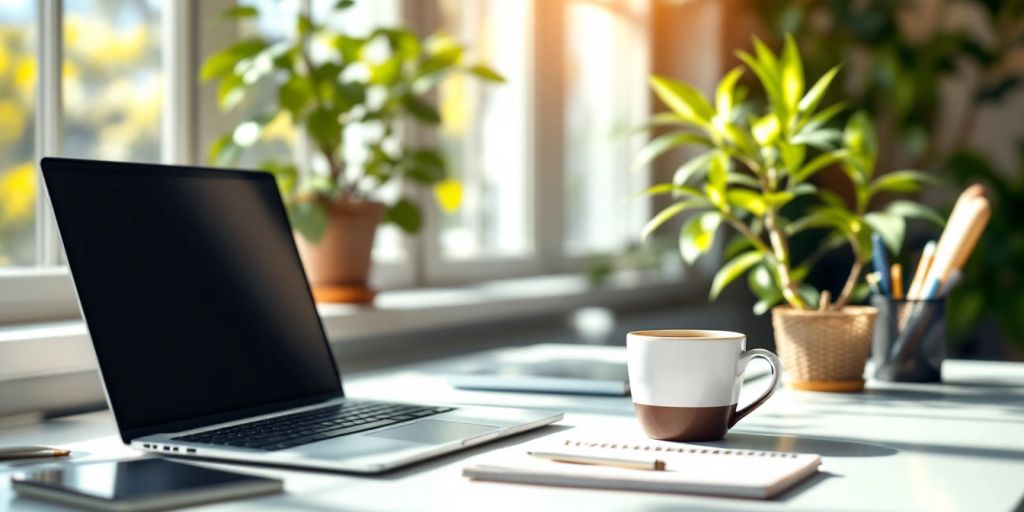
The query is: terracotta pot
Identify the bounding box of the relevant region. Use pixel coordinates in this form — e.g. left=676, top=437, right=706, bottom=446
left=294, top=199, right=385, bottom=304
left=771, top=305, right=878, bottom=392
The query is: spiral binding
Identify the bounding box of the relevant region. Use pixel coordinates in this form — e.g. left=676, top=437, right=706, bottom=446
left=561, top=439, right=800, bottom=459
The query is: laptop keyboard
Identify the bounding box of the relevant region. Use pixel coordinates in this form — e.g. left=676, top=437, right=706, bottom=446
left=172, top=401, right=455, bottom=451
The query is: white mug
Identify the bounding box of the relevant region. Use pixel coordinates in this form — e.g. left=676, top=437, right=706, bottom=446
left=626, top=330, right=782, bottom=441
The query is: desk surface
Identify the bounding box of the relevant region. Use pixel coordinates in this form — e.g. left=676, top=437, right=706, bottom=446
left=1, top=350, right=1023, bottom=512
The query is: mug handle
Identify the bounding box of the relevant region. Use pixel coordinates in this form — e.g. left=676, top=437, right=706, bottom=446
left=729, top=348, right=783, bottom=427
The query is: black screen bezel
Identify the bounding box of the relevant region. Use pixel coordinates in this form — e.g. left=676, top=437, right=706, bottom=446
left=40, top=157, right=345, bottom=442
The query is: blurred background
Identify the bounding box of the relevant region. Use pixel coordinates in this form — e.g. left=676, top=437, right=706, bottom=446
left=0, top=0, right=1021, bottom=374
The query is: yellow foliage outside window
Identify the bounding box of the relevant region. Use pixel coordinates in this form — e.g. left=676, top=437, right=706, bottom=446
left=0, top=162, right=37, bottom=228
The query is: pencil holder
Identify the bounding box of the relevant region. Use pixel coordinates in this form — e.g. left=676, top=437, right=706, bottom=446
left=870, top=295, right=946, bottom=382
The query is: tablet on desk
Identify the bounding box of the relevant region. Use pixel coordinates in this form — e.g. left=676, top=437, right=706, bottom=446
left=448, top=357, right=631, bottom=395
left=12, top=458, right=282, bottom=511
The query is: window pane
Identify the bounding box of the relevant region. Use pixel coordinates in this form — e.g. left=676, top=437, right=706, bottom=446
left=564, top=0, right=649, bottom=255
left=62, top=0, right=162, bottom=162
left=437, top=0, right=531, bottom=260
left=234, top=0, right=302, bottom=171
left=0, top=1, right=36, bottom=267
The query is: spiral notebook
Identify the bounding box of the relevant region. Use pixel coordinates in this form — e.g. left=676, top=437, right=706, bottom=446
left=463, top=437, right=822, bottom=499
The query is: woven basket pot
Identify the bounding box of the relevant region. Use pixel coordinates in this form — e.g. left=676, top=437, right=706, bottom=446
left=771, top=305, right=878, bottom=392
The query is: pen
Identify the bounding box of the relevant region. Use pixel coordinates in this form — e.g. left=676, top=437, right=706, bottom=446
left=871, top=233, right=892, bottom=296
left=891, top=264, right=904, bottom=300
left=0, top=446, right=71, bottom=461
left=907, top=241, right=936, bottom=299
left=865, top=272, right=882, bottom=295
left=528, top=451, right=667, bottom=471
left=939, top=269, right=962, bottom=298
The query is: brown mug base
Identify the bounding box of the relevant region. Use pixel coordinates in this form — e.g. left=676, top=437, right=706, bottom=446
left=633, top=403, right=737, bottom=442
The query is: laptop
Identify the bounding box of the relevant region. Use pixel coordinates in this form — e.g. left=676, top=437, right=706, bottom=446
left=40, top=157, right=562, bottom=473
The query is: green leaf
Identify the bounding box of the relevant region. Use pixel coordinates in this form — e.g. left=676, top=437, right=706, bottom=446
left=259, top=160, right=298, bottom=197
left=707, top=151, right=729, bottom=192
left=200, top=38, right=269, bottom=81
left=715, top=67, right=744, bottom=114
left=306, top=107, right=342, bottom=150
left=727, top=172, right=760, bottom=188
left=208, top=133, right=240, bottom=167
left=863, top=212, right=906, bottom=254
left=868, top=170, right=939, bottom=196
left=633, top=132, right=712, bottom=171
left=297, top=14, right=314, bottom=36
left=779, top=141, right=805, bottom=173
left=278, top=75, right=313, bottom=120
left=844, top=110, right=878, bottom=180
left=752, top=113, right=781, bottom=145
left=650, top=75, right=715, bottom=125
left=332, top=35, right=365, bottom=63
left=765, top=191, right=795, bottom=208
left=402, top=95, right=441, bottom=123
left=885, top=200, right=945, bottom=226
left=801, top=101, right=846, bottom=132
left=723, top=234, right=753, bottom=260
left=335, top=0, right=355, bottom=9
left=631, top=112, right=689, bottom=135
left=748, top=263, right=780, bottom=301
left=466, top=64, right=505, bottom=82
left=794, top=149, right=848, bottom=182
left=726, top=189, right=767, bottom=216
left=217, top=73, right=247, bottom=110
left=289, top=200, right=328, bottom=242
left=672, top=151, right=715, bottom=185
left=633, top=183, right=704, bottom=199
left=642, top=201, right=695, bottom=240
left=790, top=128, right=841, bottom=150
left=737, top=51, right=784, bottom=120
left=369, top=57, right=401, bottom=85
left=403, top=149, right=448, bottom=183
left=792, top=182, right=817, bottom=196
left=679, top=211, right=722, bottom=265
left=799, top=65, right=840, bottom=113
left=753, top=294, right=783, bottom=315
left=710, top=250, right=764, bottom=300
left=780, top=34, right=804, bottom=114
left=219, top=6, right=259, bottom=20
left=385, top=198, right=423, bottom=233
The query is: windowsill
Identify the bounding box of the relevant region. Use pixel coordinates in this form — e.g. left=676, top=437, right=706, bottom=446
left=0, top=269, right=699, bottom=383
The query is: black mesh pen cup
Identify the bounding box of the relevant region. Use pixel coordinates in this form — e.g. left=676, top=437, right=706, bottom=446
left=871, top=295, right=946, bottom=382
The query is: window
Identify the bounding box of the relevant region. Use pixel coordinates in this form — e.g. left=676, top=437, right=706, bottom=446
left=62, top=0, right=163, bottom=162
left=563, top=0, right=650, bottom=256
left=1, top=0, right=672, bottom=325
left=0, top=0, right=37, bottom=268
left=435, top=0, right=532, bottom=262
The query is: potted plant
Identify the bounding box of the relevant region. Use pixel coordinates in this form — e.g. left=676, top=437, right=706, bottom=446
left=200, top=2, right=503, bottom=303
left=636, top=36, right=940, bottom=391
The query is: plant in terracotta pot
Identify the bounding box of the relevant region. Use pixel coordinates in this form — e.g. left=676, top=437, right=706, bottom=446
left=200, top=2, right=503, bottom=303
left=636, top=36, right=940, bottom=391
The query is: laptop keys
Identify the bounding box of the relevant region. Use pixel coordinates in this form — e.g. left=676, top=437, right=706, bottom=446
left=171, top=401, right=456, bottom=450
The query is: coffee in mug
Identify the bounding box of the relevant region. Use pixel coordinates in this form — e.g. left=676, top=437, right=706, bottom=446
left=626, top=330, right=782, bottom=441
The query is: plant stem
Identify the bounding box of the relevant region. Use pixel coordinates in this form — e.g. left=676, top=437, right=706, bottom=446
left=764, top=206, right=808, bottom=309
left=834, top=256, right=864, bottom=309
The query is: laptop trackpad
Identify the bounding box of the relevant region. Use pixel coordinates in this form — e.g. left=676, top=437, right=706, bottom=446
left=367, top=420, right=499, bottom=445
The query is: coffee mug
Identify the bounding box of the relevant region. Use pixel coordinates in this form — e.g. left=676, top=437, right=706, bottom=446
left=626, top=330, right=782, bottom=441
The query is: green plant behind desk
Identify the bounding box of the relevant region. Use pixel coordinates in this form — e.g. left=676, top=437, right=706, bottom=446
left=636, top=35, right=940, bottom=313
left=199, top=1, right=502, bottom=303
left=200, top=2, right=502, bottom=239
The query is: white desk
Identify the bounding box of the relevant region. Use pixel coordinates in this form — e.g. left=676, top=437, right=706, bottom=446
left=1, top=354, right=1022, bottom=511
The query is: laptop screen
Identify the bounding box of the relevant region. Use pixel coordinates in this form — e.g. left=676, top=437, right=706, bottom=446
left=42, top=158, right=342, bottom=438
